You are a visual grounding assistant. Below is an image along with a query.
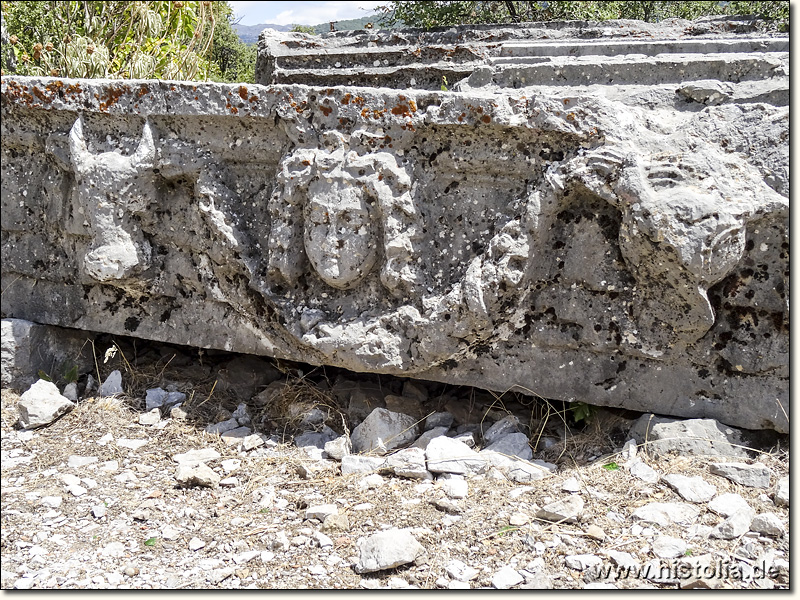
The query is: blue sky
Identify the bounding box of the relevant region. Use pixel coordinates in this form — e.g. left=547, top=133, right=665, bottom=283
left=229, top=1, right=385, bottom=26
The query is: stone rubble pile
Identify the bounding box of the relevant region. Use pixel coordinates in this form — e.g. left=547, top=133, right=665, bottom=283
left=1, top=363, right=789, bottom=590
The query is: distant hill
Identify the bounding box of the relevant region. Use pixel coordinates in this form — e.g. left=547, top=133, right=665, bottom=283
left=233, top=23, right=292, bottom=44
left=233, top=14, right=397, bottom=44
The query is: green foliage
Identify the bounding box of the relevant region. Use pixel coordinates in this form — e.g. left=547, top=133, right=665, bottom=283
left=602, top=461, right=620, bottom=471
left=290, top=24, right=317, bottom=34
left=376, top=1, right=788, bottom=31
left=206, top=2, right=255, bottom=82
left=63, top=365, right=80, bottom=384
left=2, top=1, right=256, bottom=81
left=37, top=363, right=79, bottom=385
left=143, top=536, right=158, bottom=546
left=570, top=401, right=596, bottom=425
left=440, top=75, right=448, bottom=91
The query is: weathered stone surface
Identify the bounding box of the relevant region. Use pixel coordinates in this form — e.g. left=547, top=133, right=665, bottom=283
left=1, top=318, right=95, bottom=391
left=340, top=455, right=385, bottom=475
left=0, top=17, right=788, bottom=432
left=711, top=509, right=753, bottom=540
left=749, top=513, right=785, bottom=537
left=773, top=476, right=789, bottom=507
left=629, top=415, right=751, bottom=458
left=381, top=447, right=429, bottom=479
left=481, top=451, right=554, bottom=483
left=708, top=493, right=752, bottom=518
left=661, top=474, right=717, bottom=503
left=425, top=436, right=486, bottom=475
left=629, top=460, right=660, bottom=484
left=631, top=502, right=700, bottom=525
left=411, top=427, right=449, bottom=450
left=98, top=370, right=123, bottom=397
left=483, top=432, right=533, bottom=460
left=174, top=463, right=220, bottom=488
left=565, top=555, right=602, bottom=571
left=536, top=495, right=584, bottom=523
left=17, top=379, right=75, bottom=429
left=355, top=529, right=425, bottom=573
left=323, top=435, right=352, bottom=460
left=652, top=536, right=688, bottom=559
left=708, top=462, right=772, bottom=489
left=350, top=408, right=418, bottom=455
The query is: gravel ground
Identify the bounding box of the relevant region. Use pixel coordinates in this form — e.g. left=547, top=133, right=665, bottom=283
left=0, top=341, right=790, bottom=590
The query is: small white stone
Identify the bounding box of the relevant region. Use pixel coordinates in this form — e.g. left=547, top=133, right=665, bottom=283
left=67, top=455, right=98, bottom=468
left=492, top=566, right=524, bottom=589
left=441, top=476, right=469, bottom=499
left=189, top=537, right=206, bottom=551
left=116, top=438, right=148, bottom=450
left=565, top=554, right=603, bottom=571
left=40, top=496, right=63, bottom=508
left=652, top=536, right=687, bottom=559
left=750, top=513, right=785, bottom=537
left=221, top=459, right=241, bottom=473
left=67, top=484, right=87, bottom=497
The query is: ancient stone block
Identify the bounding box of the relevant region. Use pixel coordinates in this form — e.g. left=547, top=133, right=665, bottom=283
left=0, top=19, right=788, bottom=431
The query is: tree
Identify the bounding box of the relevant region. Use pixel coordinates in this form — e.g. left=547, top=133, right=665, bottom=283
left=290, top=24, right=317, bottom=34
left=206, top=2, right=256, bottom=83
left=377, top=1, right=788, bottom=31
left=1, top=1, right=257, bottom=81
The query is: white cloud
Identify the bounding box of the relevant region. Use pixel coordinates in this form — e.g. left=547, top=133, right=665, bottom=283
left=232, top=1, right=385, bottom=27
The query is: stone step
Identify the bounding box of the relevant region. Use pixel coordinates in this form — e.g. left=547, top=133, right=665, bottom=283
left=498, top=37, right=788, bottom=59
left=486, top=52, right=786, bottom=87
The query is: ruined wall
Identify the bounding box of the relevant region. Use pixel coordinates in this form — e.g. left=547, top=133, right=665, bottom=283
left=0, top=18, right=788, bottom=431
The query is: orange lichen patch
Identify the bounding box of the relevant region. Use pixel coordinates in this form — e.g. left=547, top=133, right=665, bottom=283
left=31, top=86, right=53, bottom=104
left=249, top=95, right=258, bottom=103
left=391, top=104, right=409, bottom=116
left=342, top=93, right=351, bottom=104
left=481, top=114, right=491, bottom=124
left=96, top=84, right=130, bottom=111
left=458, top=112, right=466, bottom=122
left=238, top=85, right=248, bottom=100
left=408, top=99, right=417, bottom=112
left=566, top=113, right=575, bottom=121
left=564, top=98, right=571, bottom=105
left=137, top=84, right=149, bottom=98
left=320, top=105, right=333, bottom=116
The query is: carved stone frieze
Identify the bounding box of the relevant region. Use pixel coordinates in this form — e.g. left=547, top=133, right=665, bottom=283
left=0, top=20, right=789, bottom=431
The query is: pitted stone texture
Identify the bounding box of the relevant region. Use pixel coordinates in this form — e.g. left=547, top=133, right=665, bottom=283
left=0, top=30, right=788, bottom=434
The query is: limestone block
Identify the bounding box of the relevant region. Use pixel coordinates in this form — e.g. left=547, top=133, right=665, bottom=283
left=1, top=318, right=95, bottom=391
left=0, top=18, right=788, bottom=432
